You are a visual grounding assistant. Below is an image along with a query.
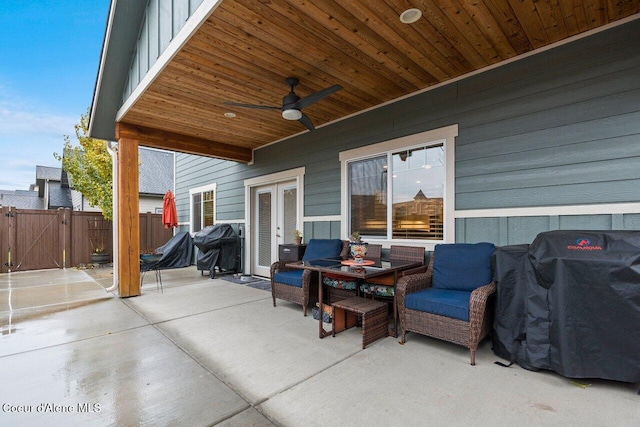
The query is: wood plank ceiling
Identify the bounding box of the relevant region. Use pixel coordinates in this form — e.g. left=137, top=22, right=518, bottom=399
left=120, top=0, right=640, bottom=162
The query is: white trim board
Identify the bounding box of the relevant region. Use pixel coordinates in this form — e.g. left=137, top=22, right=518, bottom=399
left=303, top=215, right=341, bottom=222
left=456, top=203, right=640, bottom=218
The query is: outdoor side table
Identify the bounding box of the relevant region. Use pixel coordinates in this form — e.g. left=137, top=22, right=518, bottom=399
left=287, top=259, right=420, bottom=339
left=332, top=297, right=388, bottom=349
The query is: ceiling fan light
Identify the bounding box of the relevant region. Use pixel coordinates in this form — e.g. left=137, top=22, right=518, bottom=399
left=400, top=8, right=422, bottom=24
left=282, top=109, right=302, bottom=120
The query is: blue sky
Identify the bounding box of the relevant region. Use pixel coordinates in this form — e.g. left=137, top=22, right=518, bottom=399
left=0, top=0, right=110, bottom=190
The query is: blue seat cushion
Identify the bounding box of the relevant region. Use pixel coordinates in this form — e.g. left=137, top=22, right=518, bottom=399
left=405, top=288, right=471, bottom=321
left=302, top=239, right=343, bottom=261
left=432, top=243, right=495, bottom=292
left=273, top=270, right=304, bottom=287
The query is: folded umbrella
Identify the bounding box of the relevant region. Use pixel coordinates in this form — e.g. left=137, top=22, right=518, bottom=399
left=162, top=190, right=178, bottom=229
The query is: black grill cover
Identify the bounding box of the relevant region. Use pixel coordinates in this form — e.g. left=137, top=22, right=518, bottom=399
left=142, top=231, right=193, bottom=271
left=493, top=231, right=640, bottom=382
left=491, top=244, right=531, bottom=368
left=194, top=224, right=237, bottom=278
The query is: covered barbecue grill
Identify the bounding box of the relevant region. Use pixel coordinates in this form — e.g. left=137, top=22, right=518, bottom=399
left=492, top=230, right=640, bottom=383
left=193, top=224, right=238, bottom=278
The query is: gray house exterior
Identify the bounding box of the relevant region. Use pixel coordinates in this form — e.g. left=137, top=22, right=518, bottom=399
left=174, top=19, right=640, bottom=275
left=88, top=1, right=639, bottom=291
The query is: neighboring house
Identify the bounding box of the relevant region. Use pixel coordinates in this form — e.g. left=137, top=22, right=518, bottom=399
left=66, top=147, right=175, bottom=214
left=88, top=2, right=640, bottom=284
left=138, top=148, right=175, bottom=213
left=0, top=189, right=44, bottom=210
left=1, top=166, right=73, bottom=210
left=36, top=165, right=73, bottom=210
left=0, top=148, right=174, bottom=214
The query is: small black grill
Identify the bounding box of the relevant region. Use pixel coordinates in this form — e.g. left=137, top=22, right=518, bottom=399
left=193, top=224, right=238, bottom=278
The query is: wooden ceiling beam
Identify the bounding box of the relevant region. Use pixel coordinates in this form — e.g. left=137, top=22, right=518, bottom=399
left=132, top=93, right=300, bottom=138
left=115, top=122, right=253, bottom=163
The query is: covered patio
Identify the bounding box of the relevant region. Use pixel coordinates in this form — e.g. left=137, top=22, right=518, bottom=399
left=88, top=1, right=640, bottom=297
left=1, top=267, right=638, bottom=425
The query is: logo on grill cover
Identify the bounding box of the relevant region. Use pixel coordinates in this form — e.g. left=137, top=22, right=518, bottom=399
left=567, top=238, right=602, bottom=251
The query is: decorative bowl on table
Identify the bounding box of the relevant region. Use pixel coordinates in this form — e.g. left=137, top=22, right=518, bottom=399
left=349, top=241, right=368, bottom=263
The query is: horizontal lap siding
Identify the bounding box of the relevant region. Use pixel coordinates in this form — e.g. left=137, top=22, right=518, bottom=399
left=175, top=154, right=249, bottom=223
left=456, top=213, right=639, bottom=247
left=176, top=20, right=640, bottom=243
left=454, top=22, right=640, bottom=210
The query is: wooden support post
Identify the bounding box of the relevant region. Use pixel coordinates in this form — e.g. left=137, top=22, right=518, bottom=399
left=116, top=135, right=141, bottom=297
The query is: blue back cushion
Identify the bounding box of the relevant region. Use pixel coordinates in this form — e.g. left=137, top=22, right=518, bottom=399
left=432, top=243, right=495, bottom=291
left=302, top=239, right=343, bottom=261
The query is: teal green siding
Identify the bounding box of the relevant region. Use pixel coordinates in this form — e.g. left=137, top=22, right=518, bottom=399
left=176, top=20, right=640, bottom=246
left=125, top=0, right=206, bottom=100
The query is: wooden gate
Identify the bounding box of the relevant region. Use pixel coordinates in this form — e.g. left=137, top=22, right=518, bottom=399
left=0, top=207, right=172, bottom=273
left=0, top=207, right=71, bottom=273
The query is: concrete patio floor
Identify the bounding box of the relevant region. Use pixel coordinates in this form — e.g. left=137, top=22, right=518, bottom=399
left=1, top=266, right=638, bottom=426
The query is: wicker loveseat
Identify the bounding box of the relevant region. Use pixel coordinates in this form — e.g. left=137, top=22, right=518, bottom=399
left=397, top=242, right=496, bottom=365
left=271, top=239, right=348, bottom=316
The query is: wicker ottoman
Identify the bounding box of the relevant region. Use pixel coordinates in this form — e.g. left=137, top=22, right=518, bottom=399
left=332, top=297, right=388, bottom=349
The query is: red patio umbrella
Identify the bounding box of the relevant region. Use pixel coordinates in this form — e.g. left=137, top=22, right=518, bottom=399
left=162, top=190, right=178, bottom=229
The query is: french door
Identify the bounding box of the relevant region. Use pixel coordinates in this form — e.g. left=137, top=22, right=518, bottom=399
left=251, top=180, right=298, bottom=277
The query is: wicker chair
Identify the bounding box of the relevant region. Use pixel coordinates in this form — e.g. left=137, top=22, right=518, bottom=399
left=323, top=244, right=383, bottom=304
left=397, top=243, right=496, bottom=365
left=271, top=239, right=349, bottom=316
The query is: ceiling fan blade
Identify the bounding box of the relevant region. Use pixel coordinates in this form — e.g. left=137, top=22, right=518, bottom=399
left=297, top=84, right=342, bottom=109
left=298, top=113, right=315, bottom=131
left=223, top=101, right=280, bottom=111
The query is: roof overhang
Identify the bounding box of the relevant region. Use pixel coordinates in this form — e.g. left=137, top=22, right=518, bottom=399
left=89, top=0, right=147, bottom=141
left=89, top=1, right=640, bottom=163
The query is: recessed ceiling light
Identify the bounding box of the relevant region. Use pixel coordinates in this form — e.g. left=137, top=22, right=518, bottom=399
left=224, top=112, right=236, bottom=118
left=400, top=8, right=422, bottom=24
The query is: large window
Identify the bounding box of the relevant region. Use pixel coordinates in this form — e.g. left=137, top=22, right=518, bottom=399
left=391, top=145, right=444, bottom=240
left=190, top=183, right=216, bottom=232
left=340, top=126, right=456, bottom=246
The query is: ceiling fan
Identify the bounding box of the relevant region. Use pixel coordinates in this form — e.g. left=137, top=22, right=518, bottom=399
left=223, top=77, right=342, bottom=131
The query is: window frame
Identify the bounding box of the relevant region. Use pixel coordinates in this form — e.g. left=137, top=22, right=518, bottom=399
left=339, top=125, right=457, bottom=250
left=189, top=182, right=217, bottom=233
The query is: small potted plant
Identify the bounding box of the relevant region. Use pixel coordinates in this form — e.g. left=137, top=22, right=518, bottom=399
left=293, top=229, right=303, bottom=245
left=349, top=231, right=368, bottom=263
left=88, top=217, right=110, bottom=264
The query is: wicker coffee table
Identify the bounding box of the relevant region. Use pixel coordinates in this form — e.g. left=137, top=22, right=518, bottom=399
left=332, top=297, right=388, bottom=349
